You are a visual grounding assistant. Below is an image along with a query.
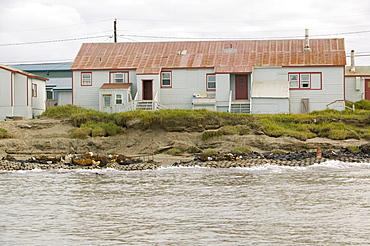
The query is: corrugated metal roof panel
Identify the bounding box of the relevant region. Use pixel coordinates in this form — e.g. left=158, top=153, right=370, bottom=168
left=46, top=77, right=72, bottom=89
left=11, top=62, right=72, bottom=71
left=72, top=39, right=346, bottom=74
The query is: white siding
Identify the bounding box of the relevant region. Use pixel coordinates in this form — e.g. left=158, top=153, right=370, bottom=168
left=0, top=69, right=12, bottom=120
left=58, top=91, right=73, bottom=106
left=216, top=74, right=230, bottom=110
left=0, top=69, right=11, bottom=107
left=159, top=69, right=214, bottom=109
left=252, top=98, right=290, bottom=114
left=31, top=78, right=46, bottom=117
left=345, top=76, right=366, bottom=102
left=74, top=70, right=135, bottom=110
left=252, top=66, right=345, bottom=114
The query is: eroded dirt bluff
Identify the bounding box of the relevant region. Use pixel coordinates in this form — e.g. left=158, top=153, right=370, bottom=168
left=0, top=117, right=368, bottom=157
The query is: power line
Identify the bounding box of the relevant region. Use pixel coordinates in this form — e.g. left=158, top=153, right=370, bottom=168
left=0, top=19, right=113, bottom=34
left=0, top=35, right=111, bottom=46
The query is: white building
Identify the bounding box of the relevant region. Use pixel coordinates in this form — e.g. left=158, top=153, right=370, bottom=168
left=0, top=64, right=47, bottom=120
left=71, top=33, right=346, bottom=114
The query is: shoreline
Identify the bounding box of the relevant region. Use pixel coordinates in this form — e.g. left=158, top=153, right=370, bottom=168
left=2, top=153, right=370, bottom=172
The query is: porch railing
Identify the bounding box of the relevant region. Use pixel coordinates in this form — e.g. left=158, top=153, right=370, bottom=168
left=326, top=100, right=355, bottom=111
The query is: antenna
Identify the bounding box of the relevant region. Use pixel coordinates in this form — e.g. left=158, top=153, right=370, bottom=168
left=114, top=19, right=117, bottom=43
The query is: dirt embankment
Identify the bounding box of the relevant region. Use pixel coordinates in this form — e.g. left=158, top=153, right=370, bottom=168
left=0, top=117, right=368, bottom=159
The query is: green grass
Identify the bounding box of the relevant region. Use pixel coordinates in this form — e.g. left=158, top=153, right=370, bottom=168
left=41, top=105, right=370, bottom=141
left=355, top=100, right=370, bottom=110
left=232, top=147, right=252, bottom=155
left=0, top=128, right=12, bottom=139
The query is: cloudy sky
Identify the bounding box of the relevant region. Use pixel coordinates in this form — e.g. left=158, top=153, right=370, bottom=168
left=1, top=0, right=370, bottom=65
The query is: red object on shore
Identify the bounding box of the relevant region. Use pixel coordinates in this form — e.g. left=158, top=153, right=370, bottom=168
left=316, top=147, right=322, bottom=158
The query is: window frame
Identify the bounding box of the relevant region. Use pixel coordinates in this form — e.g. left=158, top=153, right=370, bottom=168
left=81, top=72, right=92, bottom=86
left=206, top=74, right=216, bottom=91
left=289, top=72, right=322, bottom=90
left=110, top=71, right=129, bottom=83
left=115, top=93, right=123, bottom=104
left=32, top=83, right=37, bottom=97
left=161, top=71, right=172, bottom=88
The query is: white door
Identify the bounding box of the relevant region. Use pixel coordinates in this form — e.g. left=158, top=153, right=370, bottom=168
left=102, top=94, right=112, bottom=113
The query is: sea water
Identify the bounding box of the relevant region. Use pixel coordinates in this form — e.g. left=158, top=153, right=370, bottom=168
left=1, top=161, right=370, bottom=245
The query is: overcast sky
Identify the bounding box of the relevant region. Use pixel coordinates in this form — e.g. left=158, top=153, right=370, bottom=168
left=1, top=0, right=370, bottom=65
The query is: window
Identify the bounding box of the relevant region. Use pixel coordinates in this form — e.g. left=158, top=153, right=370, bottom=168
left=300, top=74, right=310, bottom=88
left=110, top=72, right=128, bottom=83
left=46, top=89, right=53, bottom=100
left=161, top=72, right=172, bottom=88
left=103, top=95, right=111, bottom=107
left=115, top=94, right=123, bottom=104
left=289, top=74, right=299, bottom=88
left=32, top=84, right=37, bottom=97
left=207, top=74, right=216, bottom=91
left=81, top=73, right=92, bottom=86
left=289, top=72, right=322, bottom=90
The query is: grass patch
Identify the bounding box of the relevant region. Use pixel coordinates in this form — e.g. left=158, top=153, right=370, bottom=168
left=201, top=130, right=223, bottom=141
left=232, top=147, right=252, bottom=155
left=70, top=121, right=123, bottom=138
left=41, top=105, right=370, bottom=141
left=204, top=149, right=218, bottom=155
left=355, top=100, right=370, bottom=110
left=346, top=146, right=361, bottom=153
left=0, top=128, right=12, bottom=139
left=70, top=127, right=91, bottom=139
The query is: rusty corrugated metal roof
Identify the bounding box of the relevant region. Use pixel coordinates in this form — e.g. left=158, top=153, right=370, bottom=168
left=72, top=39, right=346, bottom=74
left=100, top=83, right=132, bottom=90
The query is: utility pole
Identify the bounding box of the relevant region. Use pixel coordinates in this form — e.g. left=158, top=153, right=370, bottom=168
left=114, top=18, right=117, bottom=43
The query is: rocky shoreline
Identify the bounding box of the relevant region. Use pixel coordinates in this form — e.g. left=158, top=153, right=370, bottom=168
left=2, top=146, right=370, bottom=171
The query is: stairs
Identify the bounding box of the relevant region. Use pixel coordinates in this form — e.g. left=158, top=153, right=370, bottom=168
left=230, top=102, right=250, bottom=113
left=135, top=100, right=154, bottom=110
left=134, top=100, right=167, bottom=111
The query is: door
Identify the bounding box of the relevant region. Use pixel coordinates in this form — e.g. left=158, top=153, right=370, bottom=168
left=235, top=75, right=248, bottom=100
left=301, top=98, right=309, bottom=114
left=365, top=79, right=370, bottom=100
left=143, top=80, right=153, bottom=100
left=102, top=94, right=112, bottom=113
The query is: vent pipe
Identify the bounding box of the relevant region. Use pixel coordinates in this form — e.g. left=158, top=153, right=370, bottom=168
left=350, top=50, right=356, bottom=72
left=304, top=29, right=311, bottom=52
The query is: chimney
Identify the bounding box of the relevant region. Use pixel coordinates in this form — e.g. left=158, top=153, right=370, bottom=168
left=350, top=50, right=356, bottom=72
left=304, top=28, right=311, bottom=52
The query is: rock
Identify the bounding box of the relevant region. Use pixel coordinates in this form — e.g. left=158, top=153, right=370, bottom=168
left=360, top=143, right=370, bottom=153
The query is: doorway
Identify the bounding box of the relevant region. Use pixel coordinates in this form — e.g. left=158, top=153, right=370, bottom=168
left=235, top=75, right=248, bottom=100
left=365, top=79, right=370, bottom=100
left=142, top=80, right=153, bottom=100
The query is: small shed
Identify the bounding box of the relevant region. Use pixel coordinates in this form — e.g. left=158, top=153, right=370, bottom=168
left=99, top=83, right=132, bottom=113
left=251, top=81, right=290, bottom=114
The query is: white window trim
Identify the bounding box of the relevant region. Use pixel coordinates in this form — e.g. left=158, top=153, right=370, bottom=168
left=81, top=73, right=92, bottom=86
left=207, top=74, right=216, bottom=91
left=161, top=71, right=172, bottom=88
left=289, top=72, right=321, bottom=90
left=115, top=94, right=123, bottom=104
left=32, top=84, right=37, bottom=97
left=110, top=72, right=129, bottom=83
